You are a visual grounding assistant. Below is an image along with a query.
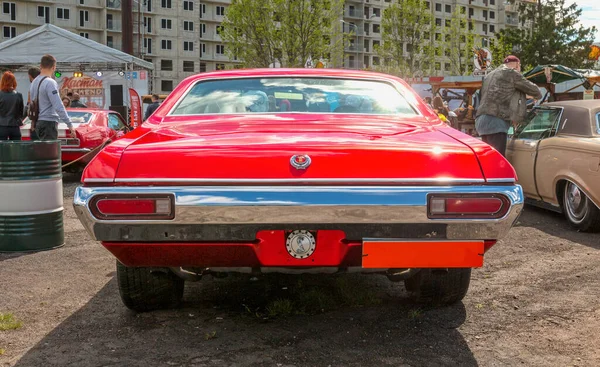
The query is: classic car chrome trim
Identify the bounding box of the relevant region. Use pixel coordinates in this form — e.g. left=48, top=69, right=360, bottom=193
left=74, top=185, right=524, bottom=242
left=84, top=178, right=115, bottom=183
left=485, top=178, right=516, bottom=183
left=62, top=148, right=92, bottom=153
left=110, top=178, right=487, bottom=184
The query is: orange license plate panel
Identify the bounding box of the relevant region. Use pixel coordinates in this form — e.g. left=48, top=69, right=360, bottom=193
left=362, top=240, right=484, bottom=268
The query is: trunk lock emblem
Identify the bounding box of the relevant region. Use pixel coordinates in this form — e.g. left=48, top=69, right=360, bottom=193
left=286, top=230, right=316, bottom=259
left=290, top=154, right=311, bottom=169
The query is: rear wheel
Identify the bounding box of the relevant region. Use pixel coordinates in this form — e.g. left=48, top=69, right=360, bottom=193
left=116, top=261, right=185, bottom=312
left=404, top=268, right=471, bottom=305
left=562, top=181, right=600, bottom=232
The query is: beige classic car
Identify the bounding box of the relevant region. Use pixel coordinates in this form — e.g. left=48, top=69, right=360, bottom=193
left=507, top=100, right=600, bottom=232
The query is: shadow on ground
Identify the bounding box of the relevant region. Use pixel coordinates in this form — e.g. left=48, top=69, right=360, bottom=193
left=13, top=274, right=476, bottom=367
left=516, top=204, right=600, bottom=250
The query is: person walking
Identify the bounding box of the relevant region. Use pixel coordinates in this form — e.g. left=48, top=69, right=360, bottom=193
left=475, top=55, right=542, bottom=156
left=69, top=93, right=87, bottom=108
left=144, top=94, right=160, bottom=120
left=29, top=54, right=75, bottom=140
left=0, top=71, right=24, bottom=140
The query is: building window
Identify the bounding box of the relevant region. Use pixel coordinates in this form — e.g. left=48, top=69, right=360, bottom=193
left=490, top=11, right=495, bottom=19
left=161, top=0, right=172, bottom=9
left=199, top=3, right=206, bottom=18
left=200, top=43, right=206, bottom=56
left=79, top=10, right=89, bottom=27
left=216, top=44, right=225, bottom=55
left=460, top=6, right=466, bottom=14
left=445, top=63, right=451, bottom=71
left=490, top=0, right=495, bottom=4
left=445, top=4, right=451, bottom=13
left=424, top=1, right=430, bottom=9
left=483, top=10, right=488, bottom=20
left=3, top=26, right=16, bottom=39
left=373, top=24, right=380, bottom=33
left=216, top=6, right=225, bottom=16
left=79, top=32, right=89, bottom=38
left=144, top=17, right=152, bottom=33
left=490, top=25, right=495, bottom=33
left=445, top=19, right=451, bottom=27
left=144, top=37, right=152, bottom=54
left=161, top=80, right=174, bottom=92
left=216, top=63, right=225, bottom=70
left=2, top=2, right=16, bottom=21
left=183, top=0, right=193, bottom=11
left=372, top=56, right=380, bottom=66
left=184, top=21, right=194, bottom=31
left=38, top=6, right=50, bottom=23
left=468, top=22, right=473, bottom=31
left=107, top=14, right=114, bottom=28
left=199, top=23, right=206, bottom=38
left=146, top=0, right=152, bottom=12
left=184, top=41, right=194, bottom=51
left=80, top=0, right=84, bottom=4
left=57, top=8, right=70, bottom=20
left=469, top=8, right=474, bottom=17
left=200, top=63, right=207, bottom=72
left=161, top=40, right=172, bottom=50
left=435, top=62, right=441, bottom=70
left=216, top=25, right=224, bottom=35
left=107, top=35, right=114, bottom=48
left=435, top=33, right=441, bottom=41
left=483, top=23, right=488, bottom=34
left=183, top=61, right=194, bottom=72
left=161, top=60, right=173, bottom=71
left=161, top=19, right=172, bottom=29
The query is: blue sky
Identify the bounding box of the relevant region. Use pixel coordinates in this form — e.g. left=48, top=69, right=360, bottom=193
left=566, top=0, right=600, bottom=42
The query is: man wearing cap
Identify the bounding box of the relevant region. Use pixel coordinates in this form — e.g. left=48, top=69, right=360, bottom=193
left=475, top=55, right=541, bottom=156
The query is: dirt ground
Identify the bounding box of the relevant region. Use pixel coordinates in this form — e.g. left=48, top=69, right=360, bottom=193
left=1, top=176, right=599, bottom=367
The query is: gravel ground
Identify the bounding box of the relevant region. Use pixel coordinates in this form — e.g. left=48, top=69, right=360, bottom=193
left=1, top=178, right=599, bottom=367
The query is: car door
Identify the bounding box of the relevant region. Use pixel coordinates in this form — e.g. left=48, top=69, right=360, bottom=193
left=506, top=107, right=563, bottom=200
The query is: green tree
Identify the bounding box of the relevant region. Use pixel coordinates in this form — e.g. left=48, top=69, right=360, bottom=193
left=492, top=0, right=597, bottom=70
left=221, top=0, right=344, bottom=68
left=445, top=6, right=478, bottom=75
left=376, top=0, right=438, bottom=77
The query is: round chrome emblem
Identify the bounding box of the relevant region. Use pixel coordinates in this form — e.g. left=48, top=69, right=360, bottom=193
left=285, top=230, right=316, bottom=259
left=290, top=154, right=311, bottom=170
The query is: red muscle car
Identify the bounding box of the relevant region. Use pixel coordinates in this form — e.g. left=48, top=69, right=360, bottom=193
left=74, top=69, right=524, bottom=312
left=21, top=109, right=130, bottom=169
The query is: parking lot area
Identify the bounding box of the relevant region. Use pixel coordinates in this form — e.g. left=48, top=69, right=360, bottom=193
left=1, top=178, right=600, bottom=367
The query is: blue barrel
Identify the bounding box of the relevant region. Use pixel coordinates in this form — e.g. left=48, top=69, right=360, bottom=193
left=0, top=141, right=64, bottom=252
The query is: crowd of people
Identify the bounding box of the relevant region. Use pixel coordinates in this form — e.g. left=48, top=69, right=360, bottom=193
left=0, top=54, right=88, bottom=141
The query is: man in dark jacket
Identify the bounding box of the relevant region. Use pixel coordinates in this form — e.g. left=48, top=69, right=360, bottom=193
left=69, top=93, right=87, bottom=108
left=476, top=55, right=542, bottom=156
left=144, top=94, right=160, bottom=120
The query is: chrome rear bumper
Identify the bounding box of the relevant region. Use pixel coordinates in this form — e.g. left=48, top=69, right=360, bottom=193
left=74, top=185, right=524, bottom=242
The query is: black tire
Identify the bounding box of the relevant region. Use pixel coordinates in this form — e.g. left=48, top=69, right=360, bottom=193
left=562, top=181, right=600, bottom=232
left=116, top=261, right=185, bottom=312
left=404, top=268, right=471, bottom=305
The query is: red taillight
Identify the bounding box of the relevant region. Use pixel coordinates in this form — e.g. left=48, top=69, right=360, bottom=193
left=428, top=194, right=510, bottom=219
left=90, top=195, right=174, bottom=220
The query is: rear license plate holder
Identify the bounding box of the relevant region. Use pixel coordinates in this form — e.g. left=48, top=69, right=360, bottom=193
left=362, top=240, right=484, bottom=268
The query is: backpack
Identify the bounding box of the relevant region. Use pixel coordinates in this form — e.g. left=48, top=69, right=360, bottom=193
left=28, top=76, right=48, bottom=128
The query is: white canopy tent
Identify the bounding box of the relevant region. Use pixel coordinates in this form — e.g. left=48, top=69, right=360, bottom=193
left=0, top=24, right=154, bottom=115
left=0, top=24, right=153, bottom=71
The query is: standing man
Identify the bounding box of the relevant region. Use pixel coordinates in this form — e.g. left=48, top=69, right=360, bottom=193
left=475, top=55, right=542, bottom=156
left=69, top=93, right=87, bottom=108
left=26, top=67, right=41, bottom=140
left=29, top=54, right=75, bottom=140
left=144, top=94, right=160, bottom=121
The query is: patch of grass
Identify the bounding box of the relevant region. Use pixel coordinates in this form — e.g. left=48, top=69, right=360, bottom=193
left=266, top=298, right=295, bottom=318
left=0, top=313, right=22, bottom=331
left=204, top=331, right=217, bottom=340
left=408, top=308, right=423, bottom=319
left=334, top=277, right=381, bottom=307
left=475, top=303, right=485, bottom=310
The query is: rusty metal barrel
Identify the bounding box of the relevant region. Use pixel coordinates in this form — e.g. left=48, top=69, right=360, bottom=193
left=0, top=141, right=64, bottom=252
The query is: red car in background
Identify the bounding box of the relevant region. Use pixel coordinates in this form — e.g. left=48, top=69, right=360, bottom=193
left=74, top=69, right=524, bottom=312
left=21, top=109, right=130, bottom=170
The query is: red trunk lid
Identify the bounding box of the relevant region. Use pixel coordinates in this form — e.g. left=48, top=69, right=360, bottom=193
left=115, top=115, right=483, bottom=182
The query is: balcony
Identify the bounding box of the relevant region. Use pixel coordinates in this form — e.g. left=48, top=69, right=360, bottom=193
left=342, top=25, right=364, bottom=36
left=345, top=9, right=363, bottom=18
left=505, top=17, right=519, bottom=26
left=106, top=18, right=122, bottom=32
left=106, top=0, right=121, bottom=10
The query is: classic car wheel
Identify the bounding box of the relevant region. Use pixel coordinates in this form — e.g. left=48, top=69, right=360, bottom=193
left=562, top=181, right=600, bottom=232
left=116, top=261, right=185, bottom=312
left=404, top=268, right=471, bottom=305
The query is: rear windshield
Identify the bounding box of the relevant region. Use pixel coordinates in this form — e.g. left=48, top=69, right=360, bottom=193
left=170, top=77, right=418, bottom=116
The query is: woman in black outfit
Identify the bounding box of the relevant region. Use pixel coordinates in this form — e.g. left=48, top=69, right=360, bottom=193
left=0, top=71, right=24, bottom=140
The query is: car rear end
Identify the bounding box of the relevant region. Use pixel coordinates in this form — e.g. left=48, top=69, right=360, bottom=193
left=73, top=70, right=524, bottom=311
